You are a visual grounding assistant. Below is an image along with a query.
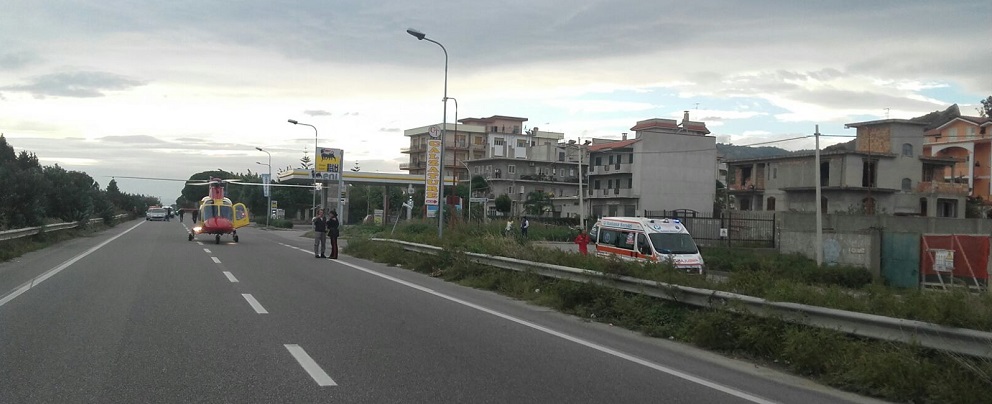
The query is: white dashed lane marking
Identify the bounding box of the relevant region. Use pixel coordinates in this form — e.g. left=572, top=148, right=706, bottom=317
left=223, top=271, right=239, bottom=283
left=285, top=344, right=337, bottom=387
left=241, top=293, right=268, bottom=314
left=211, top=257, right=221, bottom=264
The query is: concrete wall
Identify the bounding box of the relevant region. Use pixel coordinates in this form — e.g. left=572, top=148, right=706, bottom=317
left=634, top=132, right=716, bottom=214
left=776, top=211, right=992, bottom=273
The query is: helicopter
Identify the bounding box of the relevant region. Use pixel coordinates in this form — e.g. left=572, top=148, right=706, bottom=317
left=187, top=177, right=250, bottom=244
left=112, top=174, right=315, bottom=244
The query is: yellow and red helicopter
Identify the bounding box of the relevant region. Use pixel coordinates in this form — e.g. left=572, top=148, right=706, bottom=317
left=113, top=175, right=314, bottom=244
left=187, top=177, right=250, bottom=244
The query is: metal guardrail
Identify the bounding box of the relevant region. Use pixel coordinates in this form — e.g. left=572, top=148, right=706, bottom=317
left=371, top=238, right=992, bottom=360
left=0, top=215, right=130, bottom=242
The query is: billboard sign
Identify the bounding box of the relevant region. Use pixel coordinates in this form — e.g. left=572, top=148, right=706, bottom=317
left=424, top=125, right=442, bottom=208
left=314, top=147, right=343, bottom=181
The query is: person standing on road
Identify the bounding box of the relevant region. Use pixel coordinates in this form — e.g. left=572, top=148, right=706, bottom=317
left=574, top=228, right=590, bottom=255
left=191, top=209, right=199, bottom=223
left=178, top=209, right=185, bottom=222
left=520, top=216, right=530, bottom=238
left=327, top=210, right=340, bottom=259
left=313, top=208, right=327, bottom=258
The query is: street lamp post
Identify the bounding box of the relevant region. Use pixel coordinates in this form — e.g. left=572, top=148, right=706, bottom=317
left=255, top=147, right=272, bottom=229
left=288, top=119, right=319, bottom=218
left=407, top=27, right=448, bottom=239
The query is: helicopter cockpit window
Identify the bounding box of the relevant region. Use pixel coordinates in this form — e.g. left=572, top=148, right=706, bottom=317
left=202, top=204, right=234, bottom=220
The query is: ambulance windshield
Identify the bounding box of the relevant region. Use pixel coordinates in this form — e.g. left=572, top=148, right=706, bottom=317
left=648, top=233, right=698, bottom=255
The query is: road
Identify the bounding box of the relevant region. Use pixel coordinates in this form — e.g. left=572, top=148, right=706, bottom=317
left=0, top=219, right=881, bottom=403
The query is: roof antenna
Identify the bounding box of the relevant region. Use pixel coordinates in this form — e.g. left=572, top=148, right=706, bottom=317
left=884, top=108, right=890, bottom=119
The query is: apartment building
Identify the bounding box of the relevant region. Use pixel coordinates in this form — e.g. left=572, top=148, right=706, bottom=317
left=923, top=115, right=992, bottom=201
left=727, top=119, right=967, bottom=217
left=403, top=115, right=589, bottom=217
left=587, top=112, right=717, bottom=217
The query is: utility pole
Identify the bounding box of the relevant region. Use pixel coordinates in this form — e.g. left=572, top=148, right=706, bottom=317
left=814, top=125, right=823, bottom=266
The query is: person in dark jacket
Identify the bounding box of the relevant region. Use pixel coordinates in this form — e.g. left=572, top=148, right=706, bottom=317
left=313, top=208, right=327, bottom=258
left=327, top=210, right=340, bottom=259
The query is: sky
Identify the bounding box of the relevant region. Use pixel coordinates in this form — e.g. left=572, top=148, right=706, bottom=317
left=1, top=0, right=989, bottom=202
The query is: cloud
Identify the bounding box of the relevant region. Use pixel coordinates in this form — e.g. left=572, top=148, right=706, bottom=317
left=304, top=110, right=332, bottom=116
left=0, top=71, right=146, bottom=98
left=0, top=51, right=40, bottom=70
left=379, top=127, right=401, bottom=133
left=97, top=135, right=170, bottom=144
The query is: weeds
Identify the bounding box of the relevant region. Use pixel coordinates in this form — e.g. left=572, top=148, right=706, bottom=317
left=347, top=231, right=992, bottom=403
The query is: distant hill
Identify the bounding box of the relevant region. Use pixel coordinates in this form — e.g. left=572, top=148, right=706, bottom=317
left=716, top=143, right=792, bottom=160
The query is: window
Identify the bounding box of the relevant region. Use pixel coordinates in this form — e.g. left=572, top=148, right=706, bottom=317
left=628, top=178, right=633, bottom=188
left=494, top=169, right=502, bottom=179
left=901, top=178, right=912, bottom=191
left=494, top=138, right=505, bottom=146
left=862, top=197, right=876, bottom=215
left=772, top=167, right=777, bottom=179
left=949, top=128, right=958, bottom=139
left=491, top=126, right=498, bottom=132
left=474, top=136, right=485, bottom=145
left=607, top=179, right=613, bottom=189
left=595, top=157, right=602, bottom=166
left=767, top=197, right=776, bottom=211
left=967, top=127, right=976, bottom=138
left=820, top=161, right=829, bottom=186
left=821, top=196, right=828, bottom=213
left=508, top=165, right=515, bottom=174
left=513, top=125, right=519, bottom=134
left=902, top=143, right=913, bottom=157
left=558, top=151, right=565, bottom=161
left=629, top=153, right=634, bottom=164
left=594, top=180, right=601, bottom=189
left=862, top=159, right=877, bottom=187
left=516, top=139, right=528, bottom=148
left=609, top=155, right=614, bottom=164
left=507, top=186, right=513, bottom=194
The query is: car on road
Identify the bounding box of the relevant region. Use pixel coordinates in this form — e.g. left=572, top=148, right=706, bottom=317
left=146, top=208, right=168, bottom=221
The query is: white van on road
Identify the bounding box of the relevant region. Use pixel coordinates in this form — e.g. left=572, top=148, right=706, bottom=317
left=589, top=217, right=705, bottom=274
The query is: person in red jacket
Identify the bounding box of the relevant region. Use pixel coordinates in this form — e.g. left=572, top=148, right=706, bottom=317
left=575, top=228, right=590, bottom=255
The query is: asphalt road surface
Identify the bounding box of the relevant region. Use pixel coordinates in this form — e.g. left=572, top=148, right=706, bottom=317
left=0, top=220, right=884, bottom=403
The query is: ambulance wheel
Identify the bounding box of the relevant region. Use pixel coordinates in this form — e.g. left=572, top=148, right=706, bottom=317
left=188, top=233, right=194, bottom=241
left=233, top=235, right=239, bottom=243
left=215, top=235, right=221, bottom=244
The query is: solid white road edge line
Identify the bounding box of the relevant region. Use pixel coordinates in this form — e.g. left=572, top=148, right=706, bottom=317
left=278, top=243, right=776, bottom=404
left=284, top=344, right=337, bottom=387
left=211, top=257, right=222, bottom=264
left=223, top=271, right=239, bottom=283
left=241, top=293, right=268, bottom=314
left=0, top=221, right=145, bottom=309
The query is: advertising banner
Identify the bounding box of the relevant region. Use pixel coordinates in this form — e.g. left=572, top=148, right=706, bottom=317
left=314, top=147, right=343, bottom=181
left=424, top=125, right=442, bottom=209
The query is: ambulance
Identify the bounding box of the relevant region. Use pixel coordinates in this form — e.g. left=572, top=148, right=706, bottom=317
left=589, top=217, right=705, bottom=274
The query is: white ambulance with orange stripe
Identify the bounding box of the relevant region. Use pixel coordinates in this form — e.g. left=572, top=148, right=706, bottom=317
left=589, top=217, right=705, bottom=274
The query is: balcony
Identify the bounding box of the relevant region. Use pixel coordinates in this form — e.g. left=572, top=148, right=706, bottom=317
left=399, top=162, right=411, bottom=170
left=729, top=183, right=764, bottom=192
left=916, top=181, right=969, bottom=195
left=587, top=188, right=638, bottom=198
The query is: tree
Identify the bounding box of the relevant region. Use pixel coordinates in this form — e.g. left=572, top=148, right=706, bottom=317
left=980, top=96, right=992, bottom=118
left=523, top=191, right=554, bottom=216
left=300, top=154, right=313, bottom=170
left=494, top=194, right=512, bottom=216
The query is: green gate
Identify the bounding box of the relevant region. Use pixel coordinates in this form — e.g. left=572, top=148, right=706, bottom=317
left=881, top=232, right=920, bottom=288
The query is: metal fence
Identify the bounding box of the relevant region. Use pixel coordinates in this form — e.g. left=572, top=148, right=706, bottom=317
left=644, top=210, right=776, bottom=248
left=373, top=238, right=992, bottom=360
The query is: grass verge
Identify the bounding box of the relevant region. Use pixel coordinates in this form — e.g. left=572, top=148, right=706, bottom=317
left=0, top=220, right=120, bottom=263
left=344, top=238, right=992, bottom=404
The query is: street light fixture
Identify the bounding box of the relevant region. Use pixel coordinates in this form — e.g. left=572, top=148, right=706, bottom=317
left=288, top=119, right=320, bottom=217
left=254, top=147, right=272, bottom=229
left=407, top=27, right=448, bottom=239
